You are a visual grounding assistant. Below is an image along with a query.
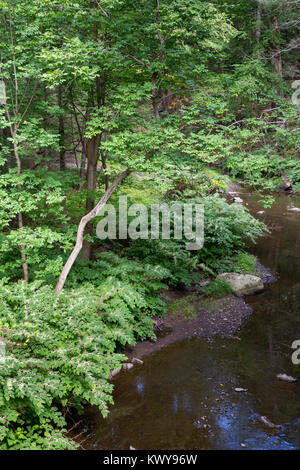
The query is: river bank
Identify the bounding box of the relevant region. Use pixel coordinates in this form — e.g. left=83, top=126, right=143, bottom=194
left=114, top=177, right=277, bottom=362
left=124, top=261, right=276, bottom=360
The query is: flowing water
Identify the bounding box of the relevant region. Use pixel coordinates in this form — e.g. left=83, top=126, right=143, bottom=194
left=80, top=192, right=300, bottom=450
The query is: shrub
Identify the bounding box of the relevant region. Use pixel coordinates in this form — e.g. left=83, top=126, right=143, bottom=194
left=120, top=194, right=266, bottom=282
left=236, top=253, right=257, bottom=273
left=198, top=194, right=266, bottom=265
left=0, top=273, right=166, bottom=449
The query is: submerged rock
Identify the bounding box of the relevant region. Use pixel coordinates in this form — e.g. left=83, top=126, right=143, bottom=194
left=123, top=363, right=134, bottom=371
left=217, top=273, right=264, bottom=297
left=131, top=357, right=143, bottom=365
left=233, top=197, right=243, bottom=204
left=109, top=368, right=121, bottom=379
left=259, top=416, right=280, bottom=429
left=254, top=262, right=277, bottom=284
left=276, top=373, right=298, bottom=383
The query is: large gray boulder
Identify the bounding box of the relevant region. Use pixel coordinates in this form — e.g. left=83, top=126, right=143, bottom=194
left=217, top=273, right=264, bottom=297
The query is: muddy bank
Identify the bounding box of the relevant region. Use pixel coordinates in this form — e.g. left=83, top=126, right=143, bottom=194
left=126, top=295, right=253, bottom=360
left=254, top=261, right=277, bottom=284
left=124, top=261, right=276, bottom=361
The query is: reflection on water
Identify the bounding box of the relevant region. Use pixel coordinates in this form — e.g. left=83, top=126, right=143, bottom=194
left=136, top=377, right=145, bottom=397
left=80, top=193, right=300, bottom=450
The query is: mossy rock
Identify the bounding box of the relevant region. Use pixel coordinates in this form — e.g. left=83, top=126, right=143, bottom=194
left=217, top=273, right=264, bottom=297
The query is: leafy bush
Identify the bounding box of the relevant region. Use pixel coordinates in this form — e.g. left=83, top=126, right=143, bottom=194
left=0, top=273, right=166, bottom=449
left=226, top=151, right=300, bottom=190
left=198, top=195, right=266, bottom=265
left=67, top=251, right=169, bottom=336
left=236, top=253, right=257, bottom=273
left=125, top=238, right=201, bottom=287
left=120, top=194, right=266, bottom=280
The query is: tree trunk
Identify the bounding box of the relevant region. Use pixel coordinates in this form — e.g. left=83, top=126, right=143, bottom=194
left=82, top=50, right=106, bottom=258
left=256, top=5, right=262, bottom=44
left=18, top=212, right=29, bottom=282
left=152, top=72, right=160, bottom=118
left=85, top=134, right=102, bottom=211
left=55, top=168, right=131, bottom=293
left=79, top=138, right=86, bottom=179
left=58, top=85, right=66, bottom=171
left=5, top=2, right=30, bottom=282
left=151, top=0, right=166, bottom=118
left=273, top=17, right=283, bottom=77
left=12, top=138, right=29, bottom=282
left=101, top=150, right=109, bottom=190
left=82, top=134, right=102, bottom=260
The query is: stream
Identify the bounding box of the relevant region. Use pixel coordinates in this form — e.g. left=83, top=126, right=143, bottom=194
left=78, top=191, right=300, bottom=450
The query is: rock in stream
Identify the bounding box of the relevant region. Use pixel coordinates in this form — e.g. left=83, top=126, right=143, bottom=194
left=217, top=273, right=264, bottom=297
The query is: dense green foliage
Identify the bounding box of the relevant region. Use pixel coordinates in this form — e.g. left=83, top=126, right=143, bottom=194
left=0, top=0, right=299, bottom=449
left=0, top=256, right=169, bottom=449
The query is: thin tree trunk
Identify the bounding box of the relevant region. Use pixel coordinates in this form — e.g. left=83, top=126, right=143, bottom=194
left=273, top=17, right=283, bottom=77
left=82, top=134, right=102, bottom=260
left=5, top=1, right=30, bottom=282
left=18, top=213, right=29, bottom=282
left=256, top=5, right=262, bottom=44
left=85, top=134, right=102, bottom=212
left=58, top=85, right=66, bottom=171
left=101, top=150, right=109, bottom=190
left=69, top=85, right=88, bottom=179
left=151, top=0, right=166, bottom=118
left=79, top=139, right=86, bottom=179
left=55, top=168, right=131, bottom=293
left=152, top=72, right=160, bottom=118
left=13, top=138, right=29, bottom=282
